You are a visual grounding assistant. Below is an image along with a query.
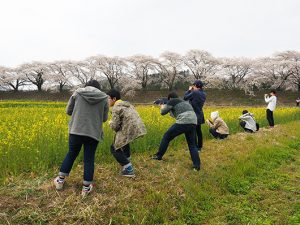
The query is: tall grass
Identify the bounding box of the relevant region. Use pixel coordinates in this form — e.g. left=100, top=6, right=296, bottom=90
left=0, top=101, right=299, bottom=182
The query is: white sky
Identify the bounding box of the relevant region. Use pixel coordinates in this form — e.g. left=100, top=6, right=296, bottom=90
left=0, top=0, right=299, bottom=67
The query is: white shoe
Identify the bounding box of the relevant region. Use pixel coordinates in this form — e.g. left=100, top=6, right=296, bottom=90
left=82, top=184, right=93, bottom=197
left=54, top=176, right=65, bottom=190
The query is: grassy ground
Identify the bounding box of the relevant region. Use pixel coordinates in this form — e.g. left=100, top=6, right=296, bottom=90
left=0, top=121, right=299, bottom=225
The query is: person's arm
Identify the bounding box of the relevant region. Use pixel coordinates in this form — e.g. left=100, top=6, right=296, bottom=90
left=160, top=103, right=173, bottom=115
left=66, top=95, right=76, bottom=116
left=183, top=90, right=194, bottom=101
left=102, top=99, right=109, bottom=122
left=109, top=107, right=122, bottom=132
left=211, top=118, right=221, bottom=129
left=265, top=95, right=271, bottom=103
left=206, top=119, right=213, bottom=127
left=239, top=114, right=250, bottom=120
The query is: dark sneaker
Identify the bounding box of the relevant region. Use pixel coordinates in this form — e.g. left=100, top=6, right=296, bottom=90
left=121, top=166, right=135, bottom=178
left=151, top=154, right=162, bottom=160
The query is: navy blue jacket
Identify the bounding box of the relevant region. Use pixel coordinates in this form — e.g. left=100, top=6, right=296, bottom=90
left=184, top=90, right=206, bottom=124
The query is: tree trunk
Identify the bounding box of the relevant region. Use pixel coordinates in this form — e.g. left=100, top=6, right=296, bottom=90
left=37, top=84, right=42, bottom=92
left=59, top=83, right=64, bottom=92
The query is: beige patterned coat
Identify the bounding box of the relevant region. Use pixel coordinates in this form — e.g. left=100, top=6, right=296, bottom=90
left=110, top=101, right=147, bottom=149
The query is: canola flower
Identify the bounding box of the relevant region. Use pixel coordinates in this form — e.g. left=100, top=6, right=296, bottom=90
left=0, top=101, right=299, bottom=182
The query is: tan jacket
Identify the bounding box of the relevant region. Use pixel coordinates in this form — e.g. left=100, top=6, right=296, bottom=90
left=207, top=117, right=229, bottom=135
left=110, top=101, right=147, bottom=149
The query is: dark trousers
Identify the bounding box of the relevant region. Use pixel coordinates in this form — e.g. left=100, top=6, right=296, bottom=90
left=156, top=123, right=201, bottom=168
left=60, top=134, right=99, bottom=185
left=240, top=121, right=253, bottom=133
left=196, top=124, right=203, bottom=149
left=209, top=128, right=228, bottom=139
left=110, top=144, right=131, bottom=166
left=266, top=109, right=274, bottom=126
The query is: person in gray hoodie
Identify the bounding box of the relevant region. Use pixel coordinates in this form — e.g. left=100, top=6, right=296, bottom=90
left=54, top=80, right=109, bottom=196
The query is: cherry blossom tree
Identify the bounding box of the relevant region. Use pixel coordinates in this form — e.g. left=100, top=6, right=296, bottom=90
left=88, top=55, right=127, bottom=89
left=126, top=55, right=158, bottom=90
left=183, top=50, right=219, bottom=81
left=20, top=62, right=47, bottom=92
left=275, top=51, right=300, bottom=91
left=156, top=51, right=183, bottom=91
left=221, top=57, right=253, bottom=89
left=46, top=61, right=73, bottom=92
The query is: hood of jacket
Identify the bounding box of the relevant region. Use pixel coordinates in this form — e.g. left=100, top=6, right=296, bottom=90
left=76, top=86, right=107, bottom=105
left=211, top=111, right=219, bottom=121
left=114, top=100, right=131, bottom=108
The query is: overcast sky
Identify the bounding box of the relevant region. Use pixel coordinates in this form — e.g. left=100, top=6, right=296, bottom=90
left=0, top=0, right=299, bottom=67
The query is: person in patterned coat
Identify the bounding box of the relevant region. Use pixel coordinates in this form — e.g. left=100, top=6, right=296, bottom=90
left=107, top=89, right=147, bottom=177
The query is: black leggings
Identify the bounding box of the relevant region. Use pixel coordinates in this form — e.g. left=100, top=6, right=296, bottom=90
left=266, top=109, right=274, bottom=126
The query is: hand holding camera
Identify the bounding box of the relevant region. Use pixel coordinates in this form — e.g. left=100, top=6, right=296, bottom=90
left=189, top=86, right=194, bottom=91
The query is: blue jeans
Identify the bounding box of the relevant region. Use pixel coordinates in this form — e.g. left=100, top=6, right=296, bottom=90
left=110, top=144, right=131, bottom=166
left=156, top=123, right=201, bottom=168
left=59, top=134, right=99, bottom=185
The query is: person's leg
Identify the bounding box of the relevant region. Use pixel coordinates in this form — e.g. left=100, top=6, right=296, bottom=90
left=266, top=109, right=273, bottom=127
left=110, top=145, right=130, bottom=166
left=59, top=134, right=83, bottom=177
left=240, top=121, right=246, bottom=129
left=122, top=144, right=131, bottom=160
left=240, top=121, right=253, bottom=133
left=185, top=125, right=201, bottom=170
left=156, top=124, right=185, bottom=159
left=111, top=144, right=135, bottom=177
left=82, top=136, right=99, bottom=186
left=209, top=128, right=219, bottom=139
left=219, top=134, right=228, bottom=139
left=270, top=110, right=274, bottom=126
left=195, top=124, right=203, bottom=150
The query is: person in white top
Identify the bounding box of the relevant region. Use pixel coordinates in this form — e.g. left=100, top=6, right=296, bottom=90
left=264, top=90, right=277, bottom=128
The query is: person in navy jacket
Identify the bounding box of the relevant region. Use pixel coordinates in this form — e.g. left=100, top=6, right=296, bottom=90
left=184, top=80, right=206, bottom=151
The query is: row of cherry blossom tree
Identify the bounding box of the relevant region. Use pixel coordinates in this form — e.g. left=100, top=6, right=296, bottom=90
left=0, top=50, right=300, bottom=95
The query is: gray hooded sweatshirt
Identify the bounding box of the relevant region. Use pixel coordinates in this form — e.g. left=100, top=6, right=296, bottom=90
left=66, top=86, right=109, bottom=141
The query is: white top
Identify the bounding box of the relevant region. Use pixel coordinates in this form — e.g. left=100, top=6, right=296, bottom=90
left=265, top=95, right=277, bottom=111
left=239, top=113, right=257, bottom=132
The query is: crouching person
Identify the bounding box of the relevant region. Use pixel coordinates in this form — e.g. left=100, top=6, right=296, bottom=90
left=206, top=111, right=229, bottom=139
left=239, top=110, right=259, bottom=133
left=107, top=89, right=147, bottom=177
left=151, top=92, right=201, bottom=171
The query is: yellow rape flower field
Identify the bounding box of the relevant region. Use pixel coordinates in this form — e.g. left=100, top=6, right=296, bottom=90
left=0, top=101, right=299, bottom=182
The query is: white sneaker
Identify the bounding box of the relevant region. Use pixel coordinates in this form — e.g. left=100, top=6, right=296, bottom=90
left=82, top=184, right=93, bottom=197
left=54, top=176, right=65, bottom=190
